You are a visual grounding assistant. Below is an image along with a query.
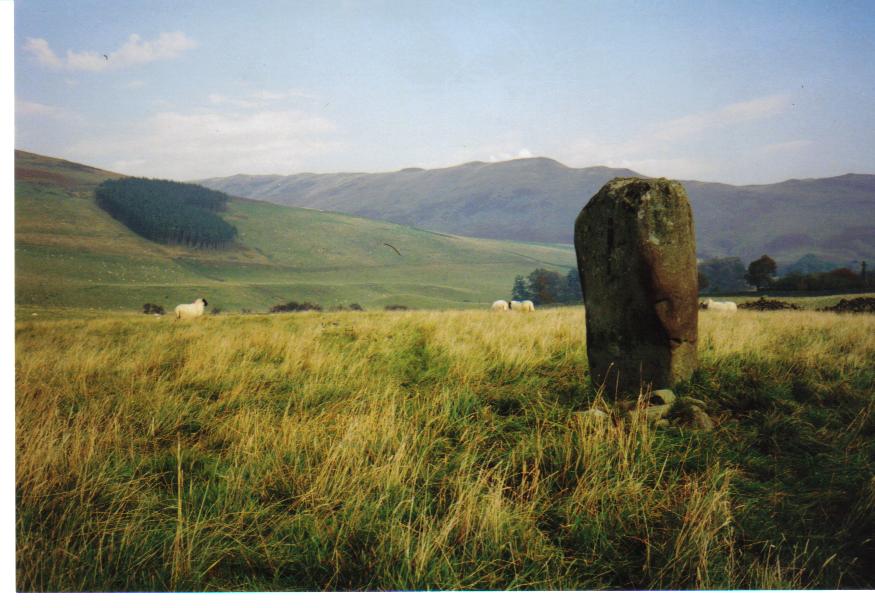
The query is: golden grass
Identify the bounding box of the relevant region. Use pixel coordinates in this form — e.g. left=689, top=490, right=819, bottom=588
left=15, top=307, right=875, bottom=590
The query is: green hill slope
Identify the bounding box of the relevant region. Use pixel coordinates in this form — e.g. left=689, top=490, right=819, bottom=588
left=199, top=159, right=875, bottom=264
left=200, top=158, right=642, bottom=245
left=15, top=150, right=575, bottom=311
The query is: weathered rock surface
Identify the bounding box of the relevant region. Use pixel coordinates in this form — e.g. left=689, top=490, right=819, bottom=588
left=575, top=178, right=698, bottom=396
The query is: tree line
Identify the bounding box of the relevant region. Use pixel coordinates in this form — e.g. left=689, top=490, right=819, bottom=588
left=698, top=254, right=871, bottom=293
left=510, top=268, right=583, bottom=305
left=96, top=178, right=237, bottom=248
left=519, top=255, right=869, bottom=304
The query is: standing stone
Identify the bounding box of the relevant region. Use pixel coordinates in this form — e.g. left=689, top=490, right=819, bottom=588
left=574, top=178, right=698, bottom=396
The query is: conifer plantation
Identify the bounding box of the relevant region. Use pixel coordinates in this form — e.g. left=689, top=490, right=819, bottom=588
left=96, top=178, right=237, bottom=248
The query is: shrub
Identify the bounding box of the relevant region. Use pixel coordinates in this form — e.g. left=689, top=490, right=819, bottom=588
left=142, top=303, right=165, bottom=315
left=270, top=301, right=323, bottom=313
left=772, top=268, right=864, bottom=292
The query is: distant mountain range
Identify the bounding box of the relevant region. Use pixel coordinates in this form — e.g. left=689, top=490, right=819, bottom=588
left=199, top=158, right=875, bottom=265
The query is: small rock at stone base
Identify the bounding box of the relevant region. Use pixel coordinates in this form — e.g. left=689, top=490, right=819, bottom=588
left=682, top=397, right=707, bottom=408
left=666, top=399, right=715, bottom=431
left=689, top=406, right=714, bottom=431
left=650, top=389, right=677, bottom=406
left=644, top=404, right=672, bottom=422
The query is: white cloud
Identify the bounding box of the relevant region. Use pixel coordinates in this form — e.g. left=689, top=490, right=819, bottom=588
left=562, top=94, right=793, bottom=178
left=648, top=94, right=790, bottom=144
left=23, top=38, right=61, bottom=68
left=758, top=139, right=813, bottom=154
left=488, top=148, right=534, bottom=162
left=16, top=99, right=73, bottom=120
left=23, top=32, right=196, bottom=72
left=120, top=80, right=146, bottom=89
left=207, top=89, right=321, bottom=109
left=67, top=108, right=341, bottom=179
left=617, top=157, right=721, bottom=179
left=424, top=138, right=538, bottom=168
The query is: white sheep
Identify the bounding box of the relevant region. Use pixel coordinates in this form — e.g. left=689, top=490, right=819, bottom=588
left=509, top=300, right=535, bottom=312
left=700, top=298, right=737, bottom=312
left=491, top=299, right=509, bottom=311
left=175, top=297, right=208, bottom=320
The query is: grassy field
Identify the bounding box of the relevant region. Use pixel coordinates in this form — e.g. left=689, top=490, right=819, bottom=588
left=15, top=306, right=875, bottom=591
left=15, top=150, right=576, bottom=311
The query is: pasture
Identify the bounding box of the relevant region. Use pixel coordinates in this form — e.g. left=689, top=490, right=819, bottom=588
left=15, top=304, right=875, bottom=591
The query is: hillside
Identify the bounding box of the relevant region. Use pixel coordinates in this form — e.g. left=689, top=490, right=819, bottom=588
left=15, top=151, right=575, bottom=311
left=200, top=159, right=640, bottom=246
left=199, top=159, right=875, bottom=264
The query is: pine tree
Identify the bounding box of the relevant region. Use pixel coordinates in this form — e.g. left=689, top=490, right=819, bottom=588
left=565, top=269, right=583, bottom=302
left=698, top=270, right=709, bottom=293
left=511, top=275, right=529, bottom=301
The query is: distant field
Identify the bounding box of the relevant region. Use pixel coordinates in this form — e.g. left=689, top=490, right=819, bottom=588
left=15, top=307, right=875, bottom=590
left=15, top=151, right=577, bottom=311
left=15, top=291, right=875, bottom=321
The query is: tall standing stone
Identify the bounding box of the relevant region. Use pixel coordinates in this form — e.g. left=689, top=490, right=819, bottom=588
left=574, top=178, right=698, bottom=396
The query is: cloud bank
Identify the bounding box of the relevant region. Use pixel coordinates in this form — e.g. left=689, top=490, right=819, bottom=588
left=563, top=93, right=795, bottom=180
left=24, top=32, right=196, bottom=72
left=68, top=104, right=340, bottom=179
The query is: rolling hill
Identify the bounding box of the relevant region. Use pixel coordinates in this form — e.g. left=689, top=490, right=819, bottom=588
left=15, top=150, right=576, bottom=312
left=199, top=158, right=875, bottom=264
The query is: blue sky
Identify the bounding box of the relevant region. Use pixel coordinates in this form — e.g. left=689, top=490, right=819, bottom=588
left=14, top=0, right=875, bottom=183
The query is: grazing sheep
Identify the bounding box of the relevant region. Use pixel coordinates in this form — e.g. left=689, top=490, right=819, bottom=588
left=509, top=300, right=535, bottom=312
left=700, top=298, right=737, bottom=312
left=491, top=299, right=509, bottom=311
left=175, top=297, right=208, bottom=320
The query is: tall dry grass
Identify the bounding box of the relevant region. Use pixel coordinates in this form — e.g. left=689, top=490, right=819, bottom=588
left=15, top=308, right=875, bottom=590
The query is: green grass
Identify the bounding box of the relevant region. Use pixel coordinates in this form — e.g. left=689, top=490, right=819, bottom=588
left=16, top=151, right=576, bottom=311
left=15, top=307, right=875, bottom=590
